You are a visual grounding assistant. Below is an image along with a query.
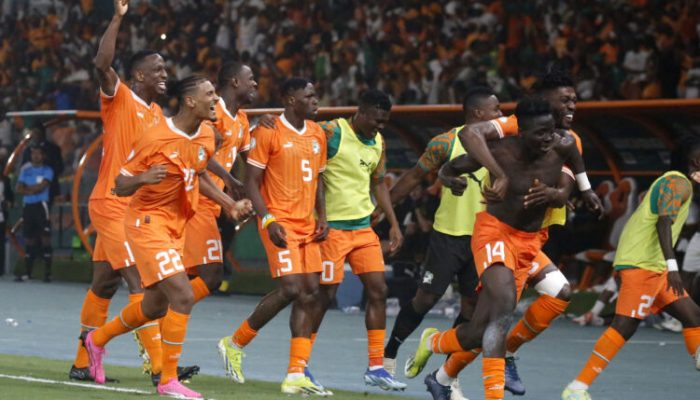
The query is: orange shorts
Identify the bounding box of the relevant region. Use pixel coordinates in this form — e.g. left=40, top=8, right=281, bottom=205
left=615, top=268, right=688, bottom=319
left=319, top=227, right=385, bottom=285
left=529, top=229, right=552, bottom=279
left=124, top=210, right=186, bottom=288
left=89, top=198, right=135, bottom=270
left=472, top=212, right=547, bottom=299
left=183, top=208, right=223, bottom=269
left=259, top=220, right=322, bottom=278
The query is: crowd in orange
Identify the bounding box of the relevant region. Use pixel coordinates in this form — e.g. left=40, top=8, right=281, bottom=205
left=1, top=0, right=700, bottom=148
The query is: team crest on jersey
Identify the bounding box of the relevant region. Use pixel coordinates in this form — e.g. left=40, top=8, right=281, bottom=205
left=422, top=271, right=434, bottom=284
left=238, top=126, right=244, bottom=139
left=198, top=146, right=206, bottom=161
left=312, top=139, right=320, bottom=155
left=225, top=129, right=233, bottom=137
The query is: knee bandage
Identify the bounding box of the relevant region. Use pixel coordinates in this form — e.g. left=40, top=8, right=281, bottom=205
left=534, top=270, right=569, bottom=297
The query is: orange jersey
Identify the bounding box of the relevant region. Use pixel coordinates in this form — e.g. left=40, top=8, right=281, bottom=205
left=90, top=79, right=163, bottom=203
left=247, top=114, right=327, bottom=233
left=120, top=118, right=215, bottom=236
left=489, top=114, right=583, bottom=154
left=198, top=98, right=251, bottom=214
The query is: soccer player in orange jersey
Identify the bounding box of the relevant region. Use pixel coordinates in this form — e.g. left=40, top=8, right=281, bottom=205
left=182, top=62, right=257, bottom=303
left=218, top=78, right=331, bottom=395
left=70, top=0, right=195, bottom=384
left=83, top=76, right=252, bottom=399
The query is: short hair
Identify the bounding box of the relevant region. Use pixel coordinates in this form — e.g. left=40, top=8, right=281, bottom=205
left=29, top=143, right=46, bottom=154
left=280, top=77, right=311, bottom=98
left=358, top=89, right=392, bottom=112
left=217, top=61, right=246, bottom=87
left=128, top=49, right=160, bottom=79
left=532, top=69, right=575, bottom=94
left=671, top=135, right=700, bottom=172
left=514, top=97, right=552, bottom=126
left=167, top=75, right=209, bottom=107
left=462, top=85, right=496, bottom=113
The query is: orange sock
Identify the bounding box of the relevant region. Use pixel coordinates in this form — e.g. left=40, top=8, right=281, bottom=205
left=430, top=328, right=465, bottom=354
left=483, top=357, right=505, bottom=400
left=92, top=300, right=149, bottom=347
left=74, top=289, right=110, bottom=368
left=682, top=327, right=700, bottom=355
left=190, top=277, right=210, bottom=304
left=232, top=319, right=258, bottom=348
left=129, top=294, right=163, bottom=374
left=507, top=295, right=569, bottom=353
left=367, top=329, right=385, bottom=368
left=160, top=308, right=190, bottom=385
left=444, top=348, right=481, bottom=378
left=575, top=327, right=625, bottom=386
left=288, top=337, right=311, bottom=374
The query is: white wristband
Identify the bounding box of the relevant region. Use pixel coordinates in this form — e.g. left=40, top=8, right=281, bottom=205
left=666, top=259, right=679, bottom=272
left=575, top=172, right=592, bottom=192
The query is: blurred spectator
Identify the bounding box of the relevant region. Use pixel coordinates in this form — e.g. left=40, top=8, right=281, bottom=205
left=0, top=0, right=698, bottom=149
left=22, top=126, right=63, bottom=204
left=15, top=145, right=53, bottom=282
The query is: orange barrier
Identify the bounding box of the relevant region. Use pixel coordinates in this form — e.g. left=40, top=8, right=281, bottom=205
left=7, top=99, right=700, bottom=263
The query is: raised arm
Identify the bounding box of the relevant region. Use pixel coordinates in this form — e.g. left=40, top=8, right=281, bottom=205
left=94, top=0, right=129, bottom=96
left=459, top=122, right=507, bottom=179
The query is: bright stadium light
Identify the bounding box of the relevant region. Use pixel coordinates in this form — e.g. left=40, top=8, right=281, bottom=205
left=160, top=33, right=166, bottom=40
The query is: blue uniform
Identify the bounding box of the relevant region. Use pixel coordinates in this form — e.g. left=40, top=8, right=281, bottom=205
left=18, top=163, right=53, bottom=205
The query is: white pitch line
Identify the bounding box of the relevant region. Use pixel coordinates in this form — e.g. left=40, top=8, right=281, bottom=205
left=569, top=339, right=683, bottom=345
left=0, top=373, right=151, bottom=394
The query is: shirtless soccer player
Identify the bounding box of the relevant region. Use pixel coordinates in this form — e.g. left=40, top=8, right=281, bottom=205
left=383, top=86, right=502, bottom=399
left=182, top=61, right=257, bottom=305
left=71, top=0, right=199, bottom=385
left=309, top=90, right=406, bottom=391
left=218, top=78, right=331, bottom=395
left=561, top=139, right=700, bottom=400
left=434, top=71, right=603, bottom=396
left=405, top=98, right=582, bottom=400
left=84, top=76, right=252, bottom=399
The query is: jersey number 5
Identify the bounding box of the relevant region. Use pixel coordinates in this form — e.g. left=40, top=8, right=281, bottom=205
left=301, top=159, right=312, bottom=182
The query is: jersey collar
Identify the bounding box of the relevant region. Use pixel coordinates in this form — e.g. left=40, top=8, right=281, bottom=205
left=280, top=113, right=306, bottom=135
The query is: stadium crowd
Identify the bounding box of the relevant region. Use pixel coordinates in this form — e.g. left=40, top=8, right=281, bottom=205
left=2, top=0, right=700, bottom=144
